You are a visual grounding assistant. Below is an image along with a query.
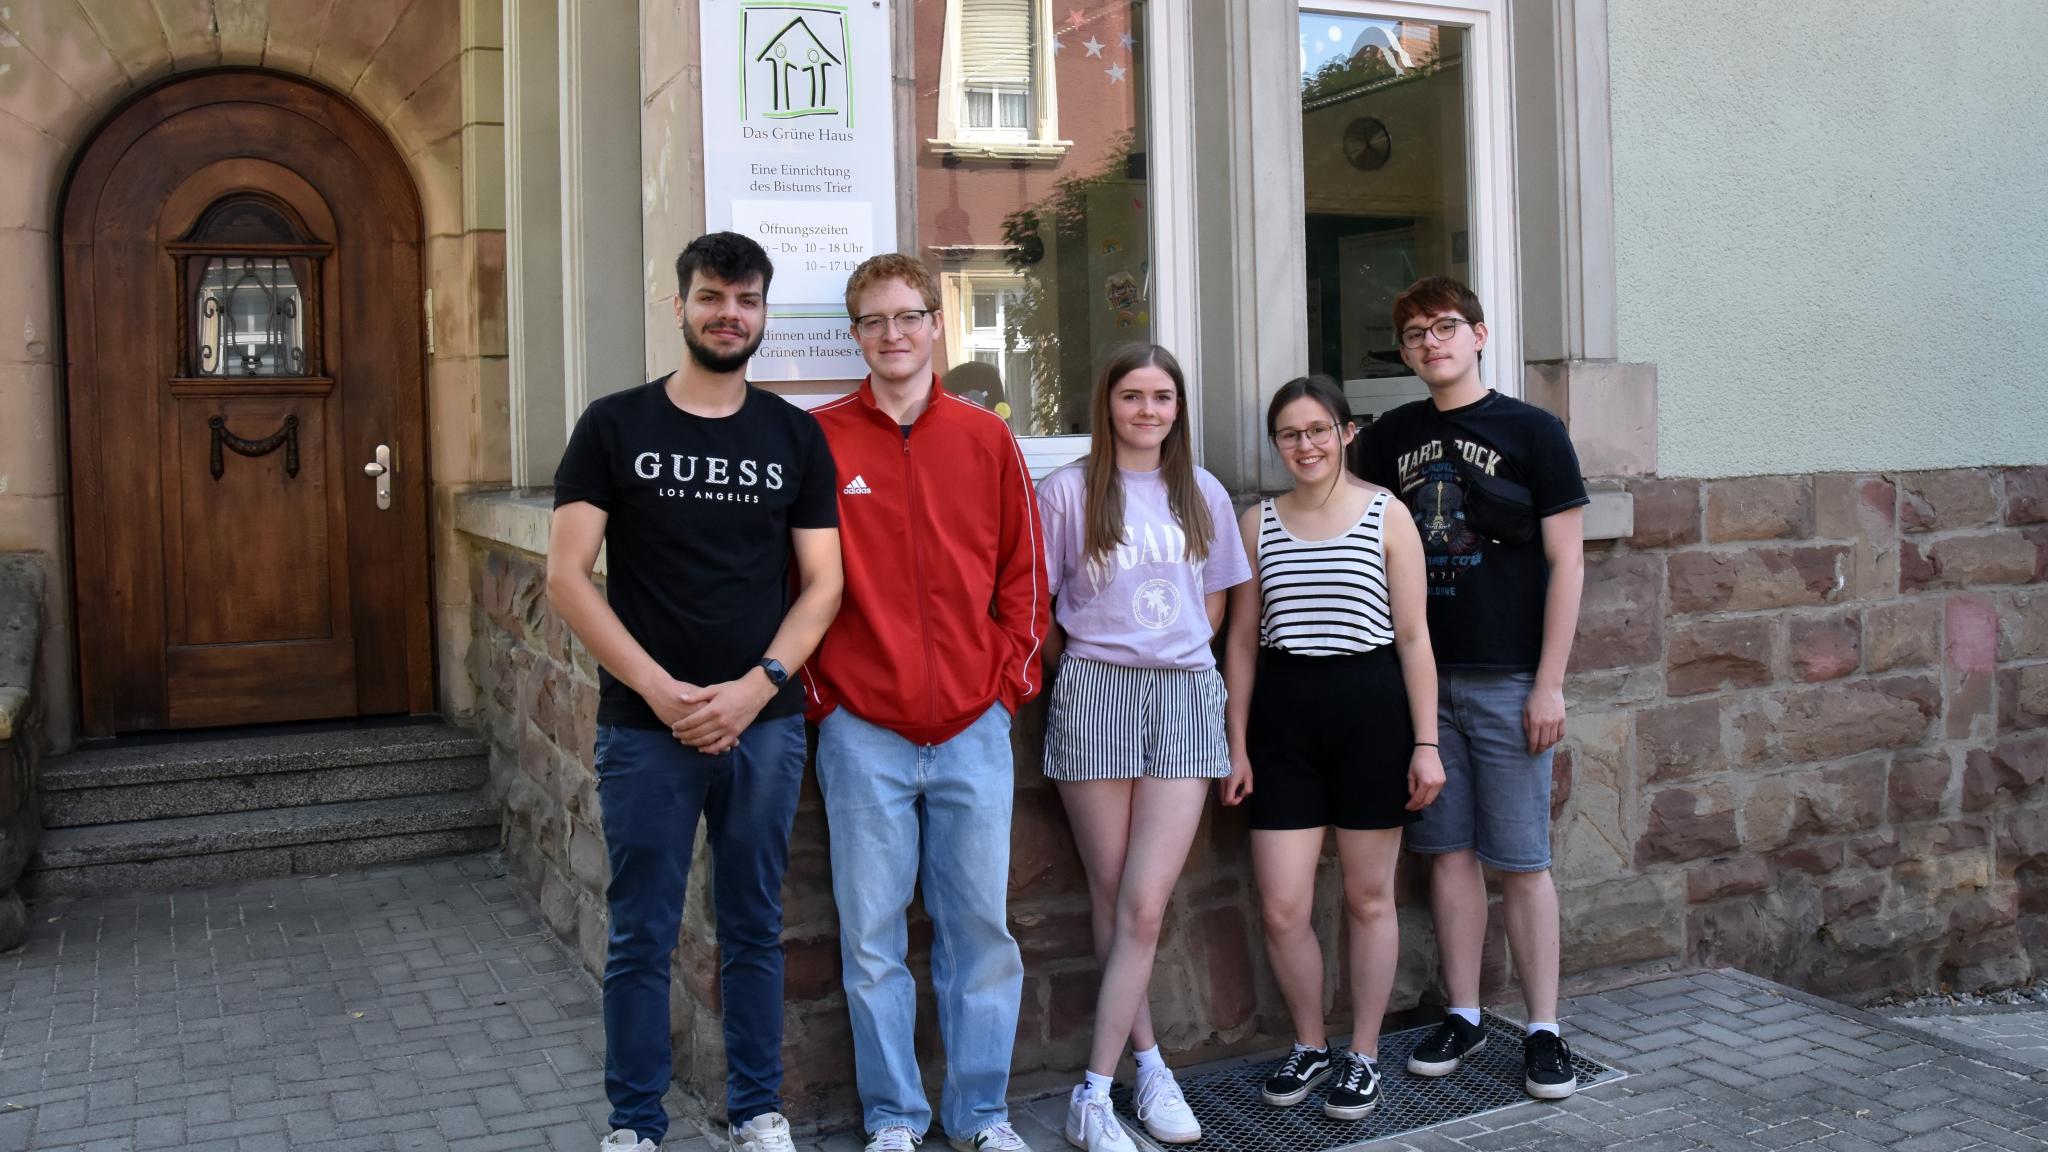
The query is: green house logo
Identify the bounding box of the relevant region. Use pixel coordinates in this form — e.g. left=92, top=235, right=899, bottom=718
left=741, top=3, right=855, bottom=125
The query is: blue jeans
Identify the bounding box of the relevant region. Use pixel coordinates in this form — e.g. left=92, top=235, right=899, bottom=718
left=1405, top=670, right=1555, bottom=871
left=595, top=716, right=804, bottom=1142
left=816, top=704, right=1023, bottom=1139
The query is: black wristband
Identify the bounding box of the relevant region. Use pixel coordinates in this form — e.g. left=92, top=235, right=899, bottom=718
left=1415, top=741, right=1439, bottom=748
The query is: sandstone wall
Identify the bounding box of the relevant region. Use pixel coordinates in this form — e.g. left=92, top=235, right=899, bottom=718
left=463, top=464, right=2048, bottom=1127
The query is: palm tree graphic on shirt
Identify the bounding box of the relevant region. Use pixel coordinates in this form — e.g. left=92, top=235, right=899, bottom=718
left=1133, top=579, right=1180, bottom=629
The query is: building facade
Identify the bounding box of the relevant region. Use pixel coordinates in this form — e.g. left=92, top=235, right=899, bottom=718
left=2, top=0, right=2045, bottom=1131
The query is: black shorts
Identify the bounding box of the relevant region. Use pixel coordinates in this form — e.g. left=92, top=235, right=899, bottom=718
left=1246, top=645, right=1417, bottom=831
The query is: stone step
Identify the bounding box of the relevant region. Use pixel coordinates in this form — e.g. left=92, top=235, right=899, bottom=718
left=26, top=792, right=500, bottom=898
left=41, top=723, right=488, bottom=827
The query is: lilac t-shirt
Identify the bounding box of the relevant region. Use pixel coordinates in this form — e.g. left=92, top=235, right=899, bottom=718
left=1038, top=463, right=1252, bottom=671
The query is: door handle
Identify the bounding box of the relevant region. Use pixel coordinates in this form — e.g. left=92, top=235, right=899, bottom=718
left=363, top=443, right=392, bottom=510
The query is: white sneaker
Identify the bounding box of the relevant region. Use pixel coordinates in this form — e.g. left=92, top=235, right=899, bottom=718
left=1062, top=1086, right=1137, bottom=1152
left=732, top=1111, right=799, bottom=1152
left=867, top=1125, right=924, bottom=1152
left=1135, top=1065, right=1201, bottom=1144
left=949, top=1120, right=1033, bottom=1151
left=601, top=1131, right=655, bottom=1152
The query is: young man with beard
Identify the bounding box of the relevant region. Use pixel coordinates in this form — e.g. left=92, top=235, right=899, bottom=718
left=803, top=254, right=1048, bottom=1152
left=549, top=231, right=843, bottom=1152
left=1358, top=276, right=1588, bottom=1100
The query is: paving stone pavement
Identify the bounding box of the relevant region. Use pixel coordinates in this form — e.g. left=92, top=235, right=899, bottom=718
left=1890, top=1008, right=2048, bottom=1075
left=5, top=855, right=2048, bottom=1152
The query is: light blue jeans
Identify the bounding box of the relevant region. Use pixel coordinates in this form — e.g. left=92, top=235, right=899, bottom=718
left=815, top=704, right=1023, bottom=1139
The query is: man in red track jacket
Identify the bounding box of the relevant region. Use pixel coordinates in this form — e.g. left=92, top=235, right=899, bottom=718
left=803, top=253, right=1048, bottom=1152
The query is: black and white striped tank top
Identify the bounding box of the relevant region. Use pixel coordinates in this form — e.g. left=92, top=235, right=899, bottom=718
left=1256, top=490, right=1395, bottom=655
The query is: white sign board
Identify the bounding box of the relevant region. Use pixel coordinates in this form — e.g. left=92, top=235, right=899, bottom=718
left=701, top=0, right=897, bottom=381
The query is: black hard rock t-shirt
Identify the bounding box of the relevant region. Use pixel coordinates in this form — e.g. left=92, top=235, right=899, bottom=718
left=553, top=379, right=838, bottom=729
left=1359, top=390, right=1588, bottom=670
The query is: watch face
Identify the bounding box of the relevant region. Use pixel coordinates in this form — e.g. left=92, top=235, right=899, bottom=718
left=1344, top=117, right=1393, bottom=171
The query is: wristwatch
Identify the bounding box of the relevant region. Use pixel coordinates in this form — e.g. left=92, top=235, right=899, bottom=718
left=757, top=658, right=789, bottom=686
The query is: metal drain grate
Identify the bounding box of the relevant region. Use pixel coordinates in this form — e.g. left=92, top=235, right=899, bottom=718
left=1109, top=1012, right=1623, bottom=1152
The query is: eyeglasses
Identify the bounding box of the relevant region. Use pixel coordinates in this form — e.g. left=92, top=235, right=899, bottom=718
left=853, top=310, right=933, bottom=338
left=1399, top=317, right=1473, bottom=348
left=1272, top=422, right=1339, bottom=450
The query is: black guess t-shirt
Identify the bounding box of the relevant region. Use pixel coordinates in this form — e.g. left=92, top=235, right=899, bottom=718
left=553, top=379, right=838, bottom=729
left=1360, top=391, right=1587, bottom=670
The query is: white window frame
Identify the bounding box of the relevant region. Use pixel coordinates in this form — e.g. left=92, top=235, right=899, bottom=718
left=930, top=0, right=1073, bottom=162
left=1296, top=0, right=1522, bottom=399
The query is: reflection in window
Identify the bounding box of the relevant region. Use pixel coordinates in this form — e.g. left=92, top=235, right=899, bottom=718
left=1299, top=10, right=1469, bottom=420
left=921, top=0, right=1149, bottom=437
left=194, top=256, right=307, bottom=377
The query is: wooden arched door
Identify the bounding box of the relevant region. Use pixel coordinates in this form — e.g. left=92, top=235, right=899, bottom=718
left=62, top=72, right=433, bottom=735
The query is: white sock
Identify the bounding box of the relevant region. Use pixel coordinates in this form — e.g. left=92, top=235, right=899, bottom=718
left=1527, top=1021, right=1560, bottom=1037
left=1449, top=1007, right=1481, bottom=1027
left=1133, top=1046, right=1166, bottom=1076
left=1084, top=1070, right=1114, bottom=1100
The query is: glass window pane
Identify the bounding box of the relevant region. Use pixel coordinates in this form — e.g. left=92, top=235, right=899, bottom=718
left=919, top=1, right=1149, bottom=437
left=999, top=89, right=1030, bottom=129
left=967, top=88, right=994, bottom=128
left=973, top=288, right=1000, bottom=329
left=193, top=255, right=307, bottom=377
left=1299, top=10, right=1468, bottom=419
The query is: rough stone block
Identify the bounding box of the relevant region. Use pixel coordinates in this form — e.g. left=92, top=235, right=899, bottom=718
left=2005, top=466, right=2048, bottom=526
left=1864, top=599, right=1942, bottom=672
left=1637, top=783, right=1741, bottom=865
left=1635, top=697, right=1726, bottom=784
left=1668, top=545, right=1850, bottom=614
left=1625, top=477, right=1701, bottom=548
left=1706, top=476, right=1812, bottom=542
left=1999, top=591, right=2048, bottom=662
left=1560, top=873, right=1684, bottom=969
left=1817, top=475, right=1900, bottom=598
left=1771, top=841, right=1844, bottom=875
left=1198, top=905, right=1255, bottom=1034
left=1902, top=533, right=2038, bottom=591
left=1788, top=611, right=1861, bottom=682
left=1551, top=710, right=1632, bottom=884
left=1822, top=875, right=1886, bottom=921
left=1899, top=469, right=1999, bottom=533
left=1889, top=749, right=1955, bottom=820
left=1962, top=733, right=2048, bottom=810
left=1666, top=617, right=1774, bottom=696
left=1803, top=758, right=1889, bottom=834
left=1775, top=675, right=1939, bottom=763
left=1947, top=594, right=2000, bottom=740
left=1687, top=856, right=1769, bottom=903
left=1742, top=774, right=1798, bottom=852
left=1571, top=552, right=1664, bottom=672
left=1998, top=807, right=2048, bottom=870
left=1998, top=665, right=2048, bottom=733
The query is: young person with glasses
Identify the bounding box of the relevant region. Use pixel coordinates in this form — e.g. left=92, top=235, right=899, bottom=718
left=1221, top=376, right=1444, bottom=1121
left=804, top=254, right=1049, bottom=1152
left=549, top=232, right=843, bottom=1152
left=1035, top=344, right=1252, bottom=1151
left=1359, top=276, right=1589, bottom=1100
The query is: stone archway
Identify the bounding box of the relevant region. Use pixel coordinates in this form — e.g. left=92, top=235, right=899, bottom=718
left=0, top=2, right=508, bottom=744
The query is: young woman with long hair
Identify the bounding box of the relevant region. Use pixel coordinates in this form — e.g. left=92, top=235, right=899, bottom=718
left=1036, top=344, right=1252, bottom=1152
left=1220, top=375, right=1444, bottom=1121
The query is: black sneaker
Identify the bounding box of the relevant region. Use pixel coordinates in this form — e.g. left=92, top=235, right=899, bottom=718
left=1406, top=1015, right=1486, bottom=1077
left=1321, top=1053, right=1380, bottom=1121
left=1260, top=1045, right=1333, bottom=1106
left=1523, top=1030, right=1578, bottom=1099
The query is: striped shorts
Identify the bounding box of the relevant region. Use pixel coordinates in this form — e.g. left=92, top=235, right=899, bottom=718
left=1043, top=654, right=1231, bottom=781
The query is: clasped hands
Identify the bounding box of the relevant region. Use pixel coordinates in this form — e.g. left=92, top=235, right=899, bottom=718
left=647, top=670, right=776, bottom=756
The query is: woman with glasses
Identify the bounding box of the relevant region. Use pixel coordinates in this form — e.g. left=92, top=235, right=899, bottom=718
left=1220, top=375, right=1444, bottom=1121
left=1036, top=344, right=1251, bottom=1151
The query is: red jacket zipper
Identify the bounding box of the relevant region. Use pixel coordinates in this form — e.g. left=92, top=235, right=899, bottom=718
left=903, top=431, right=940, bottom=732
